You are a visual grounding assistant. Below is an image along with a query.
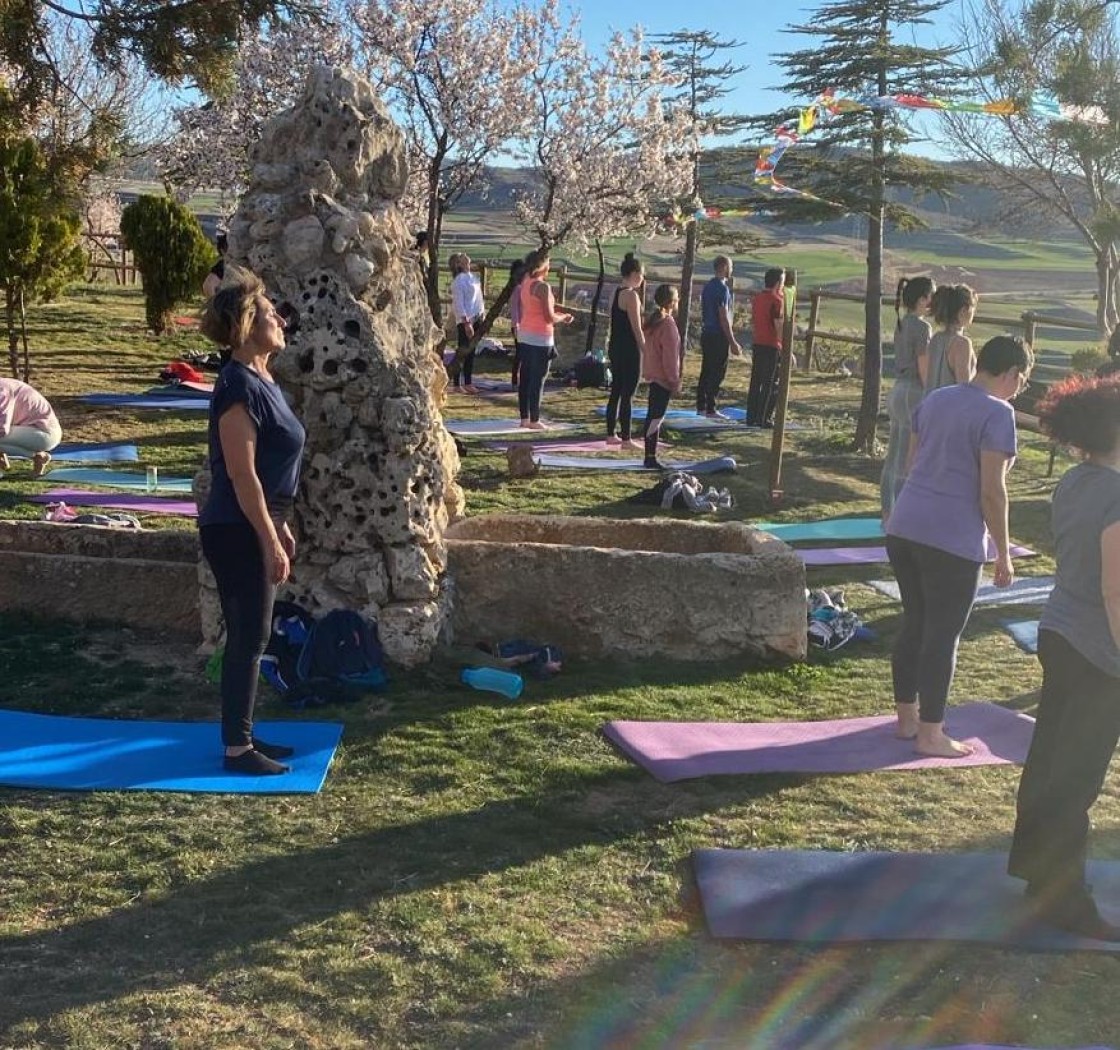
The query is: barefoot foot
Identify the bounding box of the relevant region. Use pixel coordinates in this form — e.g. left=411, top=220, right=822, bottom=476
left=0, top=452, right=9, bottom=472
left=31, top=451, right=51, bottom=477
left=895, top=701, right=919, bottom=740
left=915, top=727, right=973, bottom=758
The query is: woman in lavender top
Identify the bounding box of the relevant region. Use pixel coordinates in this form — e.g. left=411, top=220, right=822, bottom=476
left=886, top=335, right=1033, bottom=757
left=1008, top=376, right=1120, bottom=941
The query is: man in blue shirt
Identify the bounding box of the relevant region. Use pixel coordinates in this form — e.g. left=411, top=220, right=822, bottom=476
left=696, top=256, right=742, bottom=417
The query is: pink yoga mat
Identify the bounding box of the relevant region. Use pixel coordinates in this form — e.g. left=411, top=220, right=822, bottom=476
left=603, top=701, right=1035, bottom=781
left=800, top=544, right=1034, bottom=566
left=32, top=489, right=197, bottom=517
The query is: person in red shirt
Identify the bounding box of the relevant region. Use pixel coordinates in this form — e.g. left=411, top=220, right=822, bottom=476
left=747, top=268, right=785, bottom=427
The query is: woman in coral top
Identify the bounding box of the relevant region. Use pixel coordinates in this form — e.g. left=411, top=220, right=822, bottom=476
left=640, top=284, right=682, bottom=470
left=516, top=250, right=573, bottom=429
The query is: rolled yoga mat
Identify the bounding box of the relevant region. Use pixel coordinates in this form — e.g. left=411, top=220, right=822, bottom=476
left=870, top=576, right=1055, bottom=607
left=444, top=418, right=581, bottom=436
left=9, top=442, right=141, bottom=464
left=801, top=544, right=1035, bottom=567
left=603, top=701, right=1034, bottom=781
left=0, top=708, right=343, bottom=794
left=533, top=453, right=737, bottom=474
left=144, top=383, right=213, bottom=399
left=36, top=467, right=194, bottom=493
left=78, top=393, right=211, bottom=411
left=1003, top=619, right=1040, bottom=654
left=692, top=847, right=1120, bottom=953
left=31, top=489, right=197, bottom=517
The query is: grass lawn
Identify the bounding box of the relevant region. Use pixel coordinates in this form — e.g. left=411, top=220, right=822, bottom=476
left=1, top=284, right=1117, bottom=1050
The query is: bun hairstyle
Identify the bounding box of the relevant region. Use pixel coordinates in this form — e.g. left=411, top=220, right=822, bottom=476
left=895, top=276, right=935, bottom=326
left=200, top=267, right=265, bottom=350
left=930, top=283, right=977, bottom=328
left=645, top=283, right=677, bottom=330
left=620, top=252, right=644, bottom=278
left=448, top=252, right=470, bottom=276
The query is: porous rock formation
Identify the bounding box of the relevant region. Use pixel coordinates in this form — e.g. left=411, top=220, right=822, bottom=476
left=203, top=65, right=463, bottom=666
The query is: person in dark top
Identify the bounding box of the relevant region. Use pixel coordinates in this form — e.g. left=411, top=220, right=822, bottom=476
left=605, top=253, right=645, bottom=446
left=199, top=268, right=305, bottom=775
left=696, top=255, right=741, bottom=417
left=746, top=267, right=785, bottom=427
left=1008, top=375, right=1120, bottom=940
left=202, top=231, right=228, bottom=298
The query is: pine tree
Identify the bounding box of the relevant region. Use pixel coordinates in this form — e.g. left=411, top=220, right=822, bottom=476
left=651, top=30, right=755, bottom=348
left=749, top=0, right=962, bottom=452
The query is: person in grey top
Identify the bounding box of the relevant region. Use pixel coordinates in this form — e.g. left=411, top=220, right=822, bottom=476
left=1008, top=375, right=1120, bottom=941
left=924, top=283, right=977, bottom=394
left=880, top=276, right=935, bottom=517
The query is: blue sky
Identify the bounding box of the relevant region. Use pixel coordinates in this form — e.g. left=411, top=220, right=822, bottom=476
left=569, top=0, right=957, bottom=154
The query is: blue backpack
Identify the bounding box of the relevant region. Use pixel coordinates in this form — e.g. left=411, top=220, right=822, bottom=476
left=263, top=604, right=387, bottom=709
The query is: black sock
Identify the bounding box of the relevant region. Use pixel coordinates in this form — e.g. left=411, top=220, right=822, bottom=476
left=223, top=749, right=289, bottom=775
left=252, top=738, right=294, bottom=760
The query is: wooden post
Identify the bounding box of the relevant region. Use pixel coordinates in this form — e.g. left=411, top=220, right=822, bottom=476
left=478, top=263, right=488, bottom=299
left=805, top=290, right=821, bottom=372
left=1022, top=311, right=1037, bottom=348
left=557, top=265, right=568, bottom=305
left=768, top=269, right=797, bottom=507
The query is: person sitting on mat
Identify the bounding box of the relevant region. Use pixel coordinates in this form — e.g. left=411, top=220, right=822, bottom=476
left=640, top=283, right=681, bottom=470
left=605, top=253, right=646, bottom=448
left=885, top=334, right=1032, bottom=758
left=1008, top=376, right=1120, bottom=940
left=199, top=268, right=305, bottom=776
left=0, top=377, right=62, bottom=476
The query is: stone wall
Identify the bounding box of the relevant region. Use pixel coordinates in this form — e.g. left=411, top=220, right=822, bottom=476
left=445, top=515, right=806, bottom=663
left=208, top=66, right=463, bottom=667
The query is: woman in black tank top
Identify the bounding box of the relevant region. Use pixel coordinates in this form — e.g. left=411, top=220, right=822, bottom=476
left=605, top=253, right=645, bottom=445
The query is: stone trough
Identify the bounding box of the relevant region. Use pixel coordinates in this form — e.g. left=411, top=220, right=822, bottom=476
left=445, top=514, right=806, bottom=663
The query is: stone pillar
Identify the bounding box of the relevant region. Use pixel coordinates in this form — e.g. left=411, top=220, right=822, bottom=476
left=202, top=66, right=463, bottom=667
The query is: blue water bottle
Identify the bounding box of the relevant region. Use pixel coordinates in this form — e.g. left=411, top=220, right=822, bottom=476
left=460, top=666, right=524, bottom=699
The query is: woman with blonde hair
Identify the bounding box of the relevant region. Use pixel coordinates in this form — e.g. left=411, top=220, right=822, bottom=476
left=199, top=269, right=305, bottom=775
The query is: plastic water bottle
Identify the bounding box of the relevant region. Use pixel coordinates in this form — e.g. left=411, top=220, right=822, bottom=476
left=460, top=666, right=524, bottom=699
left=145, top=466, right=158, bottom=492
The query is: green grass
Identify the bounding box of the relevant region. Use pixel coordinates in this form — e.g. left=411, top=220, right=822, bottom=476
left=0, top=283, right=1116, bottom=1050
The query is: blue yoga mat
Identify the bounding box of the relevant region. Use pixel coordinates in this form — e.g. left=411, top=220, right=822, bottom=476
left=1003, top=619, right=1040, bottom=654
left=9, top=442, right=141, bottom=463
left=40, top=467, right=194, bottom=493
left=533, top=453, right=736, bottom=474
left=593, top=405, right=748, bottom=422
left=694, top=848, right=1120, bottom=952
left=0, top=709, right=343, bottom=794
left=79, top=393, right=211, bottom=411
left=756, top=517, right=884, bottom=542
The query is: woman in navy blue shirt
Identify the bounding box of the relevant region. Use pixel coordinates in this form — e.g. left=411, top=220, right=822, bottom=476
left=199, top=269, right=305, bottom=775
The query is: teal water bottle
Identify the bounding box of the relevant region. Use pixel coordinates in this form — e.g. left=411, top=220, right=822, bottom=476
left=460, top=666, right=524, bottom=699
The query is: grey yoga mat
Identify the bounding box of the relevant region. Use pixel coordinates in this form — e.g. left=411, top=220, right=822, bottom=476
left=693, top=848, right=1120, bottom=952
left=532, top=453, right=736, bottom=474
left=870, top=576, right=1055, bottom=606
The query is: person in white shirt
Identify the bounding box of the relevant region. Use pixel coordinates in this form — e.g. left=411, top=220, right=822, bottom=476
left=450, top=253, right=485, bottom=393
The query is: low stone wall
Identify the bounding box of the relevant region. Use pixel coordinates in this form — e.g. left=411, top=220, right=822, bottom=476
left=0, top=521, right=201, bottom=636
left=445, top=514, right=806, bottom=663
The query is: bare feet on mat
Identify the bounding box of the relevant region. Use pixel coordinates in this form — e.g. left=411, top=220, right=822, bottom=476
left=0, top=452, right=9, bottom=472
left=605, top=434, right=622, bottom=446
left=526, top=420, right=547, bottom=430
left=620, top=439, right=639, bottom=451
left=914, top=726, right=973, bottom=758
left=31, top=451, right=51, bottom=477
left=895, top=701, right=919, bottom=740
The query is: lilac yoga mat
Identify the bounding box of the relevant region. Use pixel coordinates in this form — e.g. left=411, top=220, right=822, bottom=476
left=31, top=489, right=197, bottom=517
left=693, top=848, right=1120, bottom=953
left=603, top=701, right=1034, bottom=781
left=800, top=544, right=1034, bottom=567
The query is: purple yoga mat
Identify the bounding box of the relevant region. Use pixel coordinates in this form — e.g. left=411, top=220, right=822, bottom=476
left=800, top=544, right=1034, bottom=567
left=31, top=489, right=197, bottom=517
left=603, top=701, right=1035, bottom=781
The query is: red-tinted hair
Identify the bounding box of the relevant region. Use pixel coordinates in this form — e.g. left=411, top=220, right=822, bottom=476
left=1038, top=375, right=1120, bottom=455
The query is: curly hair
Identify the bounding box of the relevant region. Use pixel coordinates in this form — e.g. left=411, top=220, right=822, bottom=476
left=1038, top=375, right=1120, bottom=456
left=199, top=267, right=265, bottom=350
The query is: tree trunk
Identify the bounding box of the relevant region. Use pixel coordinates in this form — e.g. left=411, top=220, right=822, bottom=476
left=678, top=218, right=698, bottom=350
left=424, top=158, right=444, bottom=324
left=6, top=287, right=18, bottom=378
left=1096, top=245, right=1120, bottom=337
left=585, top=239, right=606, bottom=354
left=852, top=48, right=888, bottom=455
left=18, top=286, right=30, bottom=382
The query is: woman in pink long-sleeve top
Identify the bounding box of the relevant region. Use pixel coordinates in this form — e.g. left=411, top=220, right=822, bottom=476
left=640, top=284, right=682, bottom=470
left=0, top=378, right=62, bottom=476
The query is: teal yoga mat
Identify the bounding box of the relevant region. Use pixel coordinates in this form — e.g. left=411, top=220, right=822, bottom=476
left=0, top=709, right=342, bottom=794
left=756, top=517, right=883, bottom=542
left=9, top=442, right=140, bottom=463
left=39, top=467, right=194, bottom=493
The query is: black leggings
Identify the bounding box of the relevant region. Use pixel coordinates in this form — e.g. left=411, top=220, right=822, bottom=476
left=200, top=523, right=275, bottom=748
left=455, top=318, right=480, bottom=385
left=642, top=382, right=672, bottom=459
left=517, top=343, right=550, bottom=422
left=1009, top=629, right=1120, bottom=894
left=886, top=535, right=982, bottom=724
left=606, top=347, right=641, bottom=439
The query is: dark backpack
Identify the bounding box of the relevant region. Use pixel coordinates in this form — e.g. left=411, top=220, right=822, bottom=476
left=573, top=355, right=608, bottom=389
